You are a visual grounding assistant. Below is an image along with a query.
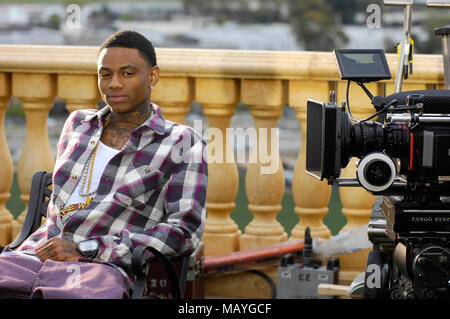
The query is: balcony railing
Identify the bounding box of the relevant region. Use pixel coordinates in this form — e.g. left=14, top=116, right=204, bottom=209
left=0, top=45, right=444, bottom=298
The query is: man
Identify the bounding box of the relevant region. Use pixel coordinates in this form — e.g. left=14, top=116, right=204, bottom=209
left=0, top=30, right=207, bottom=298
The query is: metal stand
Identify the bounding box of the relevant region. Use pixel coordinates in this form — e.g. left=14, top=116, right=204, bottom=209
left=434, top=27, right=450, bottom=90
left=427, top=1, right=450, bottom=89
left=384, top=0, right=414, bottom=93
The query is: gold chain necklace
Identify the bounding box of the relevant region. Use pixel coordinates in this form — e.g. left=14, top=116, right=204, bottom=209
left=61, top=114, right=111, bottom=218
left=60, top=113, right=111, bottom=218
left=78, top=113, right=112, bottom=201
left=78, top=143, right=99, bottom=201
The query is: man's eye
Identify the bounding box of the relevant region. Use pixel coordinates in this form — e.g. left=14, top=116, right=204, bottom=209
left=123, top=72, right=134, bottom=76
left=100, top=73, right=110, bottom=78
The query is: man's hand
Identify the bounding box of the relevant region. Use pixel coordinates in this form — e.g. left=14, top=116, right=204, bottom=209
left=35, top=238, right=82, bottom=262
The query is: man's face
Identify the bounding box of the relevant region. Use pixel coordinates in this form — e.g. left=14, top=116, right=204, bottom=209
left=97, top=47, right=159, bottom=114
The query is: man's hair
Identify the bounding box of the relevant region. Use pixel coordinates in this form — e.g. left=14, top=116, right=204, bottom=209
left=99, top=30, right=157, bottom=67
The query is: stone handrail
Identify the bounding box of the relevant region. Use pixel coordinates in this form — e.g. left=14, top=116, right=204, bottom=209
left=0, top=45, right=444, bottom=297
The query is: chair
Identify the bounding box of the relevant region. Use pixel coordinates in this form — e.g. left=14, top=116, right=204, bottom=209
left=5, top=170, right=192, bottom=299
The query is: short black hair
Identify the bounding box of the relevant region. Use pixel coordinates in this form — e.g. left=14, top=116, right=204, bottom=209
left=99, top=30, right=157, bottom=67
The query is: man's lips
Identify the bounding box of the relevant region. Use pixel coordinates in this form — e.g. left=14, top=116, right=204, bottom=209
left=108, top=95, right=127, bottom=103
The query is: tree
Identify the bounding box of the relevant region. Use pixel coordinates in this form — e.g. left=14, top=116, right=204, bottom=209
left=324, top=0, right=364, bottom=24
left=288, top=0, right=348, bottom=51
left=46, top=14, right=61, bottom=30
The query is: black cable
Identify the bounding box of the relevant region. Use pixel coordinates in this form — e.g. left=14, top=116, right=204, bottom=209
left=346, top=80, right=396, bottom=123
left=360, top=99, right=397, bottom=123
left=346, top=80, right=358, bottom=121
left=131, top=246, right=182, bottom=299
left=244, top=269, right=277, bottom=299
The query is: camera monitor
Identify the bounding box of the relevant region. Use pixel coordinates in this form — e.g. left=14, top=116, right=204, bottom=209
left=334, top=49, right=391, bottom=83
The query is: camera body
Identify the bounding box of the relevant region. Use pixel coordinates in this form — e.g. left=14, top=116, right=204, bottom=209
left=306, top=49, right=450, bottom=298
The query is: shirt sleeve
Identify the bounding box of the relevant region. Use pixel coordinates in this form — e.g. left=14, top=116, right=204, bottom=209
left=91, top=130, right=208, bottom=271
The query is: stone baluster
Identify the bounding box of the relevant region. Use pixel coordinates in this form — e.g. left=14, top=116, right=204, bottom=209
left=57, top=74, right=100, bottom=112
left=195, top=78, right=241, bottom=256
left=11, top=73, right=56, bottom=240
left=151, top=77, right=193, bottom=124
left=288, top=80, right=333, bottom=239
left=240, top=79, right=287, bottom=250
left=0, top=73, right=13, bottom=245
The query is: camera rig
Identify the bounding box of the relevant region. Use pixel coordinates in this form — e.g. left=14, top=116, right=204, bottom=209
left=306, top=49, right=450, bottom=299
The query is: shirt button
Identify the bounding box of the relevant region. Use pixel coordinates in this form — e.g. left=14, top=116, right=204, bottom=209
left=72, top=175, right=77, bottom=180
left=64, top=231, right=69, bottom=236
left=145, top=168, right=150, bottom=174
left=90, top=140, right=95, bottom=145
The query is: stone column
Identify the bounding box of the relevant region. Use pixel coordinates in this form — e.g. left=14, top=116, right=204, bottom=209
left=288, top=80, right=333, bottom=240
left=151, top=77, right=193, bottom=124
left=240, top=79, right=287, bottom=250
left=196, top=78, right=241, bottom=256
left=11, top=73, right=56, bottom=239
left=0, top=73, right=13, bottom=245
left=57, top=74, right=100, bottom=112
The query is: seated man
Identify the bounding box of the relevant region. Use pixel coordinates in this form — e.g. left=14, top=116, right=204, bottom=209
left=0, top=30, right=208, bottom=298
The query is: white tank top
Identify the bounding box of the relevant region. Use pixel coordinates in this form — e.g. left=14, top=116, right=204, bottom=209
left=66, top=141, right=120, bottom=207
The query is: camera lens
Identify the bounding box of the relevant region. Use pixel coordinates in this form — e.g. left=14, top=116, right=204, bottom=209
left=365, top=160, right=392, bottom=187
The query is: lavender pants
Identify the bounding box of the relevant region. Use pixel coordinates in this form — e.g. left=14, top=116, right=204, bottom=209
left=0, top=252, right=129, bottom=299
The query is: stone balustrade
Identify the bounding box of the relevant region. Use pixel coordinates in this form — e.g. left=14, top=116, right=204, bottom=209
left=0, top=45, right=444, bottom=297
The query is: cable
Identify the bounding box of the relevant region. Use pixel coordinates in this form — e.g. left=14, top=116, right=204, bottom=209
left=244, top=269, right=277, bottom=299
left=346, top=80, right=359, bottom=122
left=203, top=266, right=278, bottom=299
left=346, top=80, right=397, bottom=123
left=360, top=99, right=397, bottom=123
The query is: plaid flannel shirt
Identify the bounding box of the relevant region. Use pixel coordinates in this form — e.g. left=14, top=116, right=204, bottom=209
left=15, top=103, right=208, bottom=279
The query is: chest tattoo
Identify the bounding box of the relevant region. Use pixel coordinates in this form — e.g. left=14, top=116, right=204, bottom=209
left=101, top=127, right=133, bottom=150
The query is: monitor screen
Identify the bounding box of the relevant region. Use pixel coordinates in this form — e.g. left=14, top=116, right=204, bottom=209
left=334, top=49, right=391, bottom=83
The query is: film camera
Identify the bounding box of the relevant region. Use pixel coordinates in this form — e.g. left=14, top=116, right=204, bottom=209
left=306, top=49, right=450, bottom=299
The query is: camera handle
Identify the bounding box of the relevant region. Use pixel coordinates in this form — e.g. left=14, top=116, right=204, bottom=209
left=335, top=177, right=407, bottom=188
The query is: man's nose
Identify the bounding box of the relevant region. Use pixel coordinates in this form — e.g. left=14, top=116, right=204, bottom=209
left=109, top=74, right=123, bottom=89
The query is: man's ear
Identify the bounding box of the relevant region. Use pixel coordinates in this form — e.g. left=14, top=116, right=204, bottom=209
left=149, top=66, right=160, bottom=89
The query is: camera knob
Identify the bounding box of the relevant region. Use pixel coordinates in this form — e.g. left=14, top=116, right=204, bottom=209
left=357, top=152, right=397, bottom=192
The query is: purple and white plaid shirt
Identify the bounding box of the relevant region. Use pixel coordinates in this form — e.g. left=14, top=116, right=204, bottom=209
left=15, top=103, right=208, bottom=279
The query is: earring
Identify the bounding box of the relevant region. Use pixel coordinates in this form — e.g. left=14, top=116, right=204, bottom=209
left=150, top=85, right=155, bottom=90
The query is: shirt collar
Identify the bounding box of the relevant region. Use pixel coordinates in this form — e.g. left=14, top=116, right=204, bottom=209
left=83, top=103, right=166, bottom=136
left=145, top=103, right=166, bottom=135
